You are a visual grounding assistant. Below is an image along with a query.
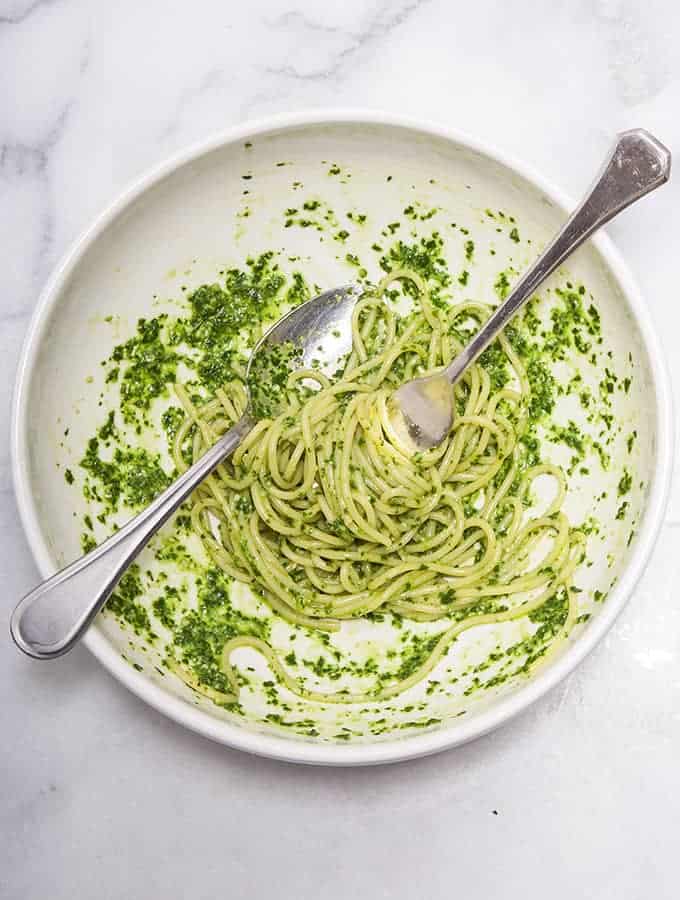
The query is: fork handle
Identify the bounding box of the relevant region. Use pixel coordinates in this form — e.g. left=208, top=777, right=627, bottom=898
left=10, top=415, right=253, bottom=659
left=444, top=129, right=671, bottom=385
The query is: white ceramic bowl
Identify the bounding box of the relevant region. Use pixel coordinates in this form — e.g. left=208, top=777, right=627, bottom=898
left=12, top=111, right=673, bottom=765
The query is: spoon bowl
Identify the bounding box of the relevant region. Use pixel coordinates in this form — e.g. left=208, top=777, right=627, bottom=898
left=246, top=283, right=361, bottom=418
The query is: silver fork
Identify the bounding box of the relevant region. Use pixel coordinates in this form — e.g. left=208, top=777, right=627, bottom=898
left=394, top=129, right=670, bottom=448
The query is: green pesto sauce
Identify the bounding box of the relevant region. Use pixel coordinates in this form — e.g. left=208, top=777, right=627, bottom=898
left=249, top=340, right=303, bottom=419
left=110, top=315, right=180, bottom=425
left=103, top=253, right=307, bottom=428
left=171, top=569, right=268, bottom=701
left=107, top=565, right=156, bottom=638
left=81, top=438, right=171, bottom=514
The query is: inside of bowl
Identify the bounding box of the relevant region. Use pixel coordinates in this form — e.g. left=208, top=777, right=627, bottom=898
left=21, top=121, right=656, bottom=746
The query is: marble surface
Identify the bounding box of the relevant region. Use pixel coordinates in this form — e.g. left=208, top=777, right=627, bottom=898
left=2, top=1, right=680, bottom=897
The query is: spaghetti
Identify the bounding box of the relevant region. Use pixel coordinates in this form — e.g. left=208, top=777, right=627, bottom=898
left=170, top=272, right=583, bottom=704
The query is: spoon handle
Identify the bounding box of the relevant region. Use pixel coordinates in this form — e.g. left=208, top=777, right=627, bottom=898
left=10, top=415, right=254, bottom=659
left=444, top=128, right=671, bottom=385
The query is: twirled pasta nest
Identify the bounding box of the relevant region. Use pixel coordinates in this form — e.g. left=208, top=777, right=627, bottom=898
left=170, top=274, right=584, bottom=704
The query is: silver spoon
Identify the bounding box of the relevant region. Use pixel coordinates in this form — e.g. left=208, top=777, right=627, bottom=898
left=11, top=283, right=363, bottom=659
left=10, top=128, right=669, bottom=660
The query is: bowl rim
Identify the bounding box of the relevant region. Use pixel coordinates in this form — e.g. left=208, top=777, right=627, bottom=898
left=11, top=109, right=674, bottom=766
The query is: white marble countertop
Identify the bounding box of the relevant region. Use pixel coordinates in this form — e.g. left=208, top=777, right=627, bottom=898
left=2, top=1, right=680, bottom=897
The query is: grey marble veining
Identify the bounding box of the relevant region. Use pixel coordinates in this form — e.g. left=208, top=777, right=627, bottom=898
left=2, top=2, right=680, bottom=898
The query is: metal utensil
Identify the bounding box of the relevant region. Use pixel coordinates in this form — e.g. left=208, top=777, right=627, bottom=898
left=11, top=128, right=669, bottom=660
left=394, top=128, right=671, bottom=448
left=11, top=284, right=363, bottom=659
